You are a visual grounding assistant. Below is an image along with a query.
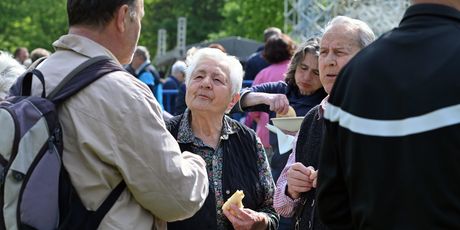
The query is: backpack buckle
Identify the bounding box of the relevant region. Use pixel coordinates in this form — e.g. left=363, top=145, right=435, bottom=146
left=12, top=170, right=25, bottom=182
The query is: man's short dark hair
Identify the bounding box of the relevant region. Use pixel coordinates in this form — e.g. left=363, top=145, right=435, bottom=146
left=67, top=0, right=137, bottom=28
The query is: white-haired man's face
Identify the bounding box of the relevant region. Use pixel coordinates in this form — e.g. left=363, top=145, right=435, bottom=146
left=318, top=24, right=362, bottom=94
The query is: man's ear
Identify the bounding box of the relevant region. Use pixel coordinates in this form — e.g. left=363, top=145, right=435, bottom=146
left=115, top=4, right=130, bottom=32
left=226, top=92, right=240, bottom=113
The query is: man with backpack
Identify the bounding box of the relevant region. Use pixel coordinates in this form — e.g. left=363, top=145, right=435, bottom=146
left=5, top=0, right=209, bottom=229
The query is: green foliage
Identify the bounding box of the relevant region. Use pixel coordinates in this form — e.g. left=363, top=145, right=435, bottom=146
left=0, top=0, right=283, bottom=57
left=218, top=0, right=284, bottom=42
left=141, top=0, right=226, bottom=54
left=141, top=0, right=284, bottom=55
left=0, top=0, right=67, bottom=53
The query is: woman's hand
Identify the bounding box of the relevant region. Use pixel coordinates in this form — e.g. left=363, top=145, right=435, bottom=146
left=286, top=163, right=316, bottom=199
left=223, top=204, right=268, bottom=230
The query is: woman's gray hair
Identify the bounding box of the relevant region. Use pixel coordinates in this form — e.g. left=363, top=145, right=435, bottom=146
left=323, top=16, right=376, bottom=48
left=0, top=51, right=25, bottom=100
left=185, top=47, right=243, bottom=96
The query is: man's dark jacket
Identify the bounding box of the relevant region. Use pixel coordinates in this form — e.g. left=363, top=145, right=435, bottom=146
left=318, top=4, right=460, bottom=230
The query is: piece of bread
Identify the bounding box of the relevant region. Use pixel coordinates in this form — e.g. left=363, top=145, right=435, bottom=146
left=222, top=190, right=244, bottom=215
left=276, top=106, right=296, bottom=118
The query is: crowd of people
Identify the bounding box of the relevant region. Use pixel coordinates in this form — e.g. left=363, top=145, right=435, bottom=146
left=1, top=0, right=460, bottom=229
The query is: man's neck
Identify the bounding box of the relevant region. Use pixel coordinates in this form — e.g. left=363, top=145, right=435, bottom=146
left=69, top=25, right=123, bottom=62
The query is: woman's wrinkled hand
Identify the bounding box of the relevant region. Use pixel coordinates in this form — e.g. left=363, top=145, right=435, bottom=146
left=223, top=204, right=268, bottom=230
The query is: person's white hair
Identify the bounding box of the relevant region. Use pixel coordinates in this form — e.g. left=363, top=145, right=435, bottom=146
left=185, top=47, right=243, bottom=96
left=0, top=51, right=25, bottom=100
left=323, top=16, right=376, bottom=48
left=171, top=60, right=187, bottom=75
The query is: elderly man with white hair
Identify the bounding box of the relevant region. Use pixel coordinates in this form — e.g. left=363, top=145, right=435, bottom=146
left=165, top=60, right=187, bottom=89
left=318, top=1, right=460, bottom=229
left=163, top=60, right=187, bottom=114
left=0, top=51, right=25, bottom=100
left=273, top=15, right=375, bottom=230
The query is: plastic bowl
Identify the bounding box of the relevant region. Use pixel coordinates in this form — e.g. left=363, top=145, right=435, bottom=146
left=271, top=117, right=304, bottom=132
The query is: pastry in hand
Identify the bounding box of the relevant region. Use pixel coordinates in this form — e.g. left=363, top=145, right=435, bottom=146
left=276, top=106, right=296, bottom=118
left=222, top=190, right=244, bottom=215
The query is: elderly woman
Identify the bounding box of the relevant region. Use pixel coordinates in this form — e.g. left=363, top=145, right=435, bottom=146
left=166, top=48, right=279, bottom=230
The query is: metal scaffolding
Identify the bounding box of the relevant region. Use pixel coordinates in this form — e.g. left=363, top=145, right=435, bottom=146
left=285, top=0, right=410, bottom=42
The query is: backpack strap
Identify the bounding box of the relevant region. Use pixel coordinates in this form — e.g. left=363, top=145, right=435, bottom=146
left=49, top=56, right=128, bottom=226
left=48, top=56, right=123, bottom=104
left=10, top=57, right=48, bottom=97
left=58, top=179, right=127, bottom=230
left=49, top=56, right=128, bottom=229
left=19, top=69, right=47, bottom=97
left=88, top=180, right=126, bottom=227
left=27, top=56, right=47, bottom=71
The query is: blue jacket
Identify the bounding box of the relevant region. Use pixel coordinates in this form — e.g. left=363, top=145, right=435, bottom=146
left=240, top=81, right=325, bottom=118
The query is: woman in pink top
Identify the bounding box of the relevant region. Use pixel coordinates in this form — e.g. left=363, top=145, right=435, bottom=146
left=249, top=34, right=296, bottom=152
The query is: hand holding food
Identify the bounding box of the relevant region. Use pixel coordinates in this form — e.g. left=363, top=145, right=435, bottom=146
left=276, top=106, right=296, bottom=118
left=266, top=93, right=290, bottom=114
left=222, top=190, right=244, bottom=215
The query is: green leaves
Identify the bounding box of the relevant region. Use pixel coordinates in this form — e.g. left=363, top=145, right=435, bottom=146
left=0, top=0, right=66, bottom=53
left=1, top=0, right=283, bottom=62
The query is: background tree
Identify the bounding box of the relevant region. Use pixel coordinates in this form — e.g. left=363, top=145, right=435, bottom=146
left=211, top=0, right=284, bottom=41
left=0, top=0, right=284, bottom=58
left=0, top=0, right=67, bottom=53
left=140, top=0, right=226, bottom=55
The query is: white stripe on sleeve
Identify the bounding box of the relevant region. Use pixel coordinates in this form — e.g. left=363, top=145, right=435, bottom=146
left=324, top=103, right=460, bottom=137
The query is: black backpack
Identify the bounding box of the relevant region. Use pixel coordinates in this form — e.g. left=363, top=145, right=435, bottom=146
left=0, top=56, right=126, bottom=230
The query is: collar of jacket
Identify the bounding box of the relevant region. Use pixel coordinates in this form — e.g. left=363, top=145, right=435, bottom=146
left=401, top=3, right=460, bottom=25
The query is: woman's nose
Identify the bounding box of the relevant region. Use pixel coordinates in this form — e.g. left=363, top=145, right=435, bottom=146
left=200, top=76, right=212, bottom=88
